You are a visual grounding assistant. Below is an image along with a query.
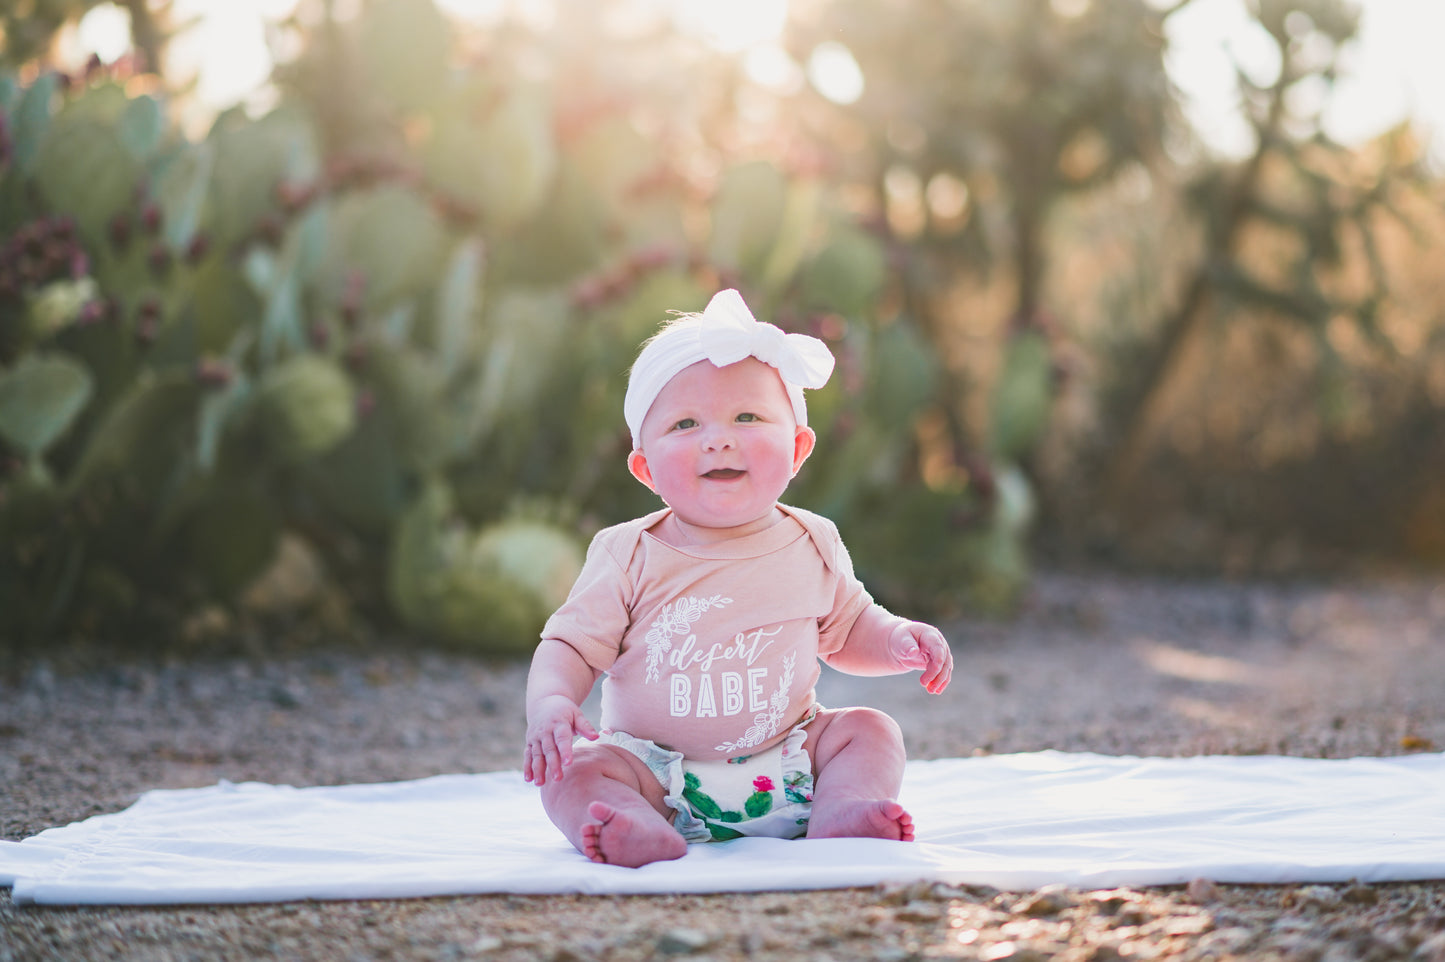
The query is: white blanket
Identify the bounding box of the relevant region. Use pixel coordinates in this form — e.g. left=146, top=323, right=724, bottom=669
left=3, top=751, right=1443, bottom=905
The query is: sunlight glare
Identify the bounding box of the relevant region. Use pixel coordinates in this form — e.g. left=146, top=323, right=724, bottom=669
left=807, top=41, right=864, bottom=105
left=671, top=0, right=789, bottom=52
left=75, top=5, right=131, bottom=63
left=165, top=0, right=299, bottom=109
left=433, top=0, right=508, bottom=25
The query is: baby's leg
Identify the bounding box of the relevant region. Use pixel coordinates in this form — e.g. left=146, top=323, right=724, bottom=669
left=803, top=707, right=915, bottom=842
left=538, top=742, right=687, bottom=868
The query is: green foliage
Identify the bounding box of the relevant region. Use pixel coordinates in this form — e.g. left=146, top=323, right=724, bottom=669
left=389, top=482, right=582, bottom=655
left=0, top=353, right=92, bottom=463
left=990, top=331, right=1053, bottom=461
left=0, top=0, right=1047, bottom=652
left=253, top=355, right=356, bottom=463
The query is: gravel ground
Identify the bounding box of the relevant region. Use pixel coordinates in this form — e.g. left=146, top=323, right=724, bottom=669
left=3, top=568, right=1445, bottom=961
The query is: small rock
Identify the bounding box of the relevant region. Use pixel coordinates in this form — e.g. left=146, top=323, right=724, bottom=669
left=1285, top=885, right=1342, bottom=912
left=1417, top=930, right=1445, bottom=962
left=1014, top=884, right=1074, bottom=917
left=894, top=901, right=945, bottom=923
left=469, top=935, right=503, bottom=953
left=269, top=683, right=304, bottom=709
left=1340, top=882, right=1379, bottom=905
left=869, top=948, right=917, bottom=962
left=1087, top=893, right=1127, bottom=916
left=877, top=879, right=945, bottom=905
left=549, top=947, right=592, bottom=962
left=1160, top=914, right=1213, bottom=936
left=1085, top=946, right=1124, bottom=962
left=981, top=943, right=1049, bottom=962
left=1186, top=877, right=1221, bottom=904
left=655, top=928, right=712, bottom=954
left=1199, top=927, right=1258, bottom=955
left=1270, top=933, right=1327, bottom=962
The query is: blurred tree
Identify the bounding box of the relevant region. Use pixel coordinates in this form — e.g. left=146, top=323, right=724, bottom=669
left=1099, top=0, right=1429, bottom=505
left=786, top=0, right=1175, bottom=468
left=784, top=0, right=1430, bottom=546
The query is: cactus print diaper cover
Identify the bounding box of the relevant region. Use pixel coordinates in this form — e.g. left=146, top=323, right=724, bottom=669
left=598, top=711, right=816, bottom=843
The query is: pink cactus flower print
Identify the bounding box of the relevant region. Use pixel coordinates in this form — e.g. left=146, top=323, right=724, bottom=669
left=752, top=775, right=775, bottom=793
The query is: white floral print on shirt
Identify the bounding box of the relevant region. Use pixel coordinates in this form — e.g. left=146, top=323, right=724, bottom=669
left=643, top=595, right=732, bottom=683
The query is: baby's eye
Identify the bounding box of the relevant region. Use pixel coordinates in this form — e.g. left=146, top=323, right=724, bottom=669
left=673, top=418, right=698, bottom=431
left=736, top=412, right=759, bottom=423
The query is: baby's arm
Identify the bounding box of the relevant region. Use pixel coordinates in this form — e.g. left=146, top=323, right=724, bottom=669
left=524, top=638, right=601, bottom=784
left=824, top=606, right=953, bottom=695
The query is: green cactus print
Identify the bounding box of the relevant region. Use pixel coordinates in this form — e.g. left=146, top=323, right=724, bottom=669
left=784, top=768, right=814, bottom=805
left=683, top=771, right=777, bottom=833
left=744, top=791, right=773, bottom=818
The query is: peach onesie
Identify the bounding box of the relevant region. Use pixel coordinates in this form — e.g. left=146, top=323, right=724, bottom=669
left=541, top=503, right=902, bottom=763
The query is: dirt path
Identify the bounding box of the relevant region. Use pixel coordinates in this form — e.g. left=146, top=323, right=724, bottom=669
left=3, top=569, right=1444, bottom=961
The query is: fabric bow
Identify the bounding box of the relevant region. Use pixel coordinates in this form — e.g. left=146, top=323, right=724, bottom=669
left=696, top=290, right=835, bottom=389
left=623, top=288, right=836, bottom=446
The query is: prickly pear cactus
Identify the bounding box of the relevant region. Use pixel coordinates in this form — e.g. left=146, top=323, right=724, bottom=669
left=990, top=330, right=1053, bottom=461
left=0, top=0, right=1019, bottom=647
left=390, top=482, right=583, bottom=653
left=254, top=355, right=357, bottom=463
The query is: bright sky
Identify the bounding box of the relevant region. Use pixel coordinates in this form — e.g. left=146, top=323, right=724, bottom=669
left=69, top=0, right=1445, bottom=166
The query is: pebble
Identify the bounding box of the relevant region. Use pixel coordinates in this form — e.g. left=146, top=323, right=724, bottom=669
left=1286, top=885, right=1343, bottom=912
left=876, top=879, right=950, bottom=905
left=893, top=901, right=945, bottom=923
left=655, top=928, right=713, bottom=954
left=1014, top=884, right=1074, bottom=917
left=1341, top=882, right=1380, bottom=905
left=1417, top=931, right=1445, bottom=962
left=1186, top=877, right=1220, bottom=904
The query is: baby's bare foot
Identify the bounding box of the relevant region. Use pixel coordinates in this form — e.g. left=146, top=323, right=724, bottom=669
left=580, top=801, right=688, bottom=868
left=806, top=799, right=915, bottom=842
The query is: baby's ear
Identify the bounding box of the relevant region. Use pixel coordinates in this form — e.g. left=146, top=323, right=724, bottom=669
left=791, top=426, right=816, bottom=475
left=627, top=449, right=656, bottom=491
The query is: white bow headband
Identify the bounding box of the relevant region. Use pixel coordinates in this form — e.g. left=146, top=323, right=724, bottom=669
left=624, top=289, right=836, bottom=448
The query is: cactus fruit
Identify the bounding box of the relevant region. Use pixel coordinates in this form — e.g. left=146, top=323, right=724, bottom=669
left=253, top=355, right=356, bottom=463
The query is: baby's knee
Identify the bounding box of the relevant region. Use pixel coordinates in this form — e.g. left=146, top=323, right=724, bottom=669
left=835, top=706, right=904, bottom=745
left=538, top=743, right=641, bottom=802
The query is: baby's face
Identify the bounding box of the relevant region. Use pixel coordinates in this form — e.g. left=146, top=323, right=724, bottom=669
left=629, top=358, right=814, bottom=539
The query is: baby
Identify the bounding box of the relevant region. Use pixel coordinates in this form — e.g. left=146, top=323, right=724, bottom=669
left=523, top=289, right=953, bottom=867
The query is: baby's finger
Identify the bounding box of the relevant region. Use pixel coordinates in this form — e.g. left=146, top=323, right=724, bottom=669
left=553, top=721, right=577, bottom=768
left=525, top=744, right=547, bottom=784
left=541, top=733, right=564, bottom=782
left=921, top=638, right=951, bottom=693
left=526, top=742, right=545, bottom=783
left=574, top=714, right=600, bottom=741
left=924, top=660, right=951, bottom=693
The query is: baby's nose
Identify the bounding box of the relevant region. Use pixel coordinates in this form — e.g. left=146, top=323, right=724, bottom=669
left=701, top=425, right=736, bottom=450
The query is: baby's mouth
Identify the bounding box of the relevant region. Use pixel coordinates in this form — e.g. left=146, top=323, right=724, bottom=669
left=703, top=468, right=745, bottom=480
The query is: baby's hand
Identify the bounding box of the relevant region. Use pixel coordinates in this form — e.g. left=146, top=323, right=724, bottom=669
left=524, top=694, right=599, bottom=784
left=888, top=620, right=953, bottom=694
